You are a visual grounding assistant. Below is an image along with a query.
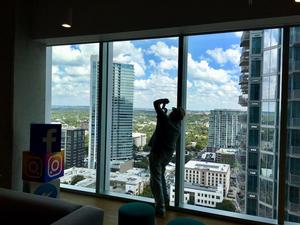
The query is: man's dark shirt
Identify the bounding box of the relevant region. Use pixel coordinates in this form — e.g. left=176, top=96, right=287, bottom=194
left=148, top=109, right=180, bottom=158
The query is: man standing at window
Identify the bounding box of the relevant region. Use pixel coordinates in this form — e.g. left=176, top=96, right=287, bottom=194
left=148, top=98, right=185, bottom=217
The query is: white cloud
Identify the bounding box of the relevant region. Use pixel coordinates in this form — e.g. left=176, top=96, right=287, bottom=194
left=188, top=54, right=230, bottom=83
left=134, top=74, right=178, bottom=109
left=113, top=41, right=146, bottom=77
left=206, top=45, right=241, bottom=66
left=148, top=41, right=178, bottom=74
left=51, top=44, right=98, bottom=105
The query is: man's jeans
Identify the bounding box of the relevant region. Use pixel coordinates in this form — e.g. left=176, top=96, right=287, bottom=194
left=149, top=152, right=171, bottom=212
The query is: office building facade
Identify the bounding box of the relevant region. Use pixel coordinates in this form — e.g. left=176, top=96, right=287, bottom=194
left=208, top=109, right=241, bottom=148
left=110, top=63, right=134, bottom=160
left=88, top=58, right=135, bottom=168
left=61, top=128, right=85, bottom=169
left=185, top=160, right=230, bottom=197
left=241, top=29, right=281, bottom=219
left=286, top=27, right=300, bottom=223
left=88, top=55, right=99, bottom=169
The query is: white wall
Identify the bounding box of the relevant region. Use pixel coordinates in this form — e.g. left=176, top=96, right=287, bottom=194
left=12, top=2, right=48, bottom=190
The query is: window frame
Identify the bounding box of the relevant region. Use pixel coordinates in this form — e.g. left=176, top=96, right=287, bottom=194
left=48, top=22, right=300, bottom=225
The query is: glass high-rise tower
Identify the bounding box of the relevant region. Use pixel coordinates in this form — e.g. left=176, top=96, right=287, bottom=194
left=286, top=27, right=300, bottom=223
left=88, top=56, right=135, bottom=168
left=241, top=29, right=281, bottom=219
left=88, top=55, right=99, bottom=169
left=110, top=63, right=134, bottom=160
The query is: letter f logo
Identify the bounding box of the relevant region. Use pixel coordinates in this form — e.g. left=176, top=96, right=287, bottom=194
left=43, top=128, right=57, bottom=152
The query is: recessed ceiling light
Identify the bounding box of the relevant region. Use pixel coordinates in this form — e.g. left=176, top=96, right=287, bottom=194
left=62, top=23, right=71, bottom=28
left=61, top=8, right=72, bottom=28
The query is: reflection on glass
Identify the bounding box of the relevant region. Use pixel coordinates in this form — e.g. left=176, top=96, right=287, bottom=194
left=252, top=37, right=262, bottom=54
left=263, top=51, right=270, bottom=75
left=286, top=26, right=300, bottom=223
left=251, top=60, right=261, bottom=77
left=261, top=128, right=275, bottom=152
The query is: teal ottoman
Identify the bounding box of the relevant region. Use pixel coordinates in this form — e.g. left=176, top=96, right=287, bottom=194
left=167, top=217, right=205, bottom=225
left=118, top=202, right=155, bottom=225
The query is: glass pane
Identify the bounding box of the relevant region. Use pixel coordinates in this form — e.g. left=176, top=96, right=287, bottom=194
left=252, top=37, right=262, bottom=54
left=108, top=38, right=178, bottom=203
left=251, top=60, right=261, bottom=77
left=185, top=29, right=281, bottom=221
left=50, top=43, right=99, bottom=191
left=286, top=26, right=300, bottom=224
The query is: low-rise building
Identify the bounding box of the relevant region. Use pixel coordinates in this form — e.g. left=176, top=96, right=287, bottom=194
left=185, top=160, right=230, bottom=196
left=132, top=133, right=147, bottom=148
left=170, top=183, right=224, bottom=208
left=215, top=148, right=237, bottom=167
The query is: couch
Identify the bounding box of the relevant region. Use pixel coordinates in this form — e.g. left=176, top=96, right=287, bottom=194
left=0, top=187, right=104, bottom=225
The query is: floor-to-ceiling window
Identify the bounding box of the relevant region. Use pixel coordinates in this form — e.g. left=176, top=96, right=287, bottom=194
left=46, top=25, right=300, bottom=225
left=50, top=43, right=99, bottom=192
left=107, top=38, right=178, bottom=199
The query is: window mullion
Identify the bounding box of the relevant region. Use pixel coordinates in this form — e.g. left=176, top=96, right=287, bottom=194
left=277, top=26, right=290, bottom=225
left=175, top=35, right=188, bottom=207
left=96, top=42, right=112, bottom=194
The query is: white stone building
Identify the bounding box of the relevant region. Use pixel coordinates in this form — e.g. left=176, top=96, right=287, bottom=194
left=132, top=132, right=147, bottom=148
left=185, top=160, right=230, bottom=196
left=170, top=183, right=224, bottom=208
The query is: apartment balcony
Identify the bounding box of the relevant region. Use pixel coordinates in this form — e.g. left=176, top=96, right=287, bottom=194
left=241, top=65, right=249, bottom=73
left=287, top=202, right=300, bottom=214
left=239, top=74, right=248, bottom=85
left=239, top=49, right=249, bottom=67
left=240, top=31, right=250, bottom=47
left=289, top=146, right=300, bottom=157
left=238, top=95, right=248, bottom=107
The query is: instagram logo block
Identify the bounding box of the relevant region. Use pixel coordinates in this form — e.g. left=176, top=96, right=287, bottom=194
left=22, top=152, right=43, bottom=181
left=22, top=151, right=64, bottom=182
left=47, top=151, right=64, bottom=178
left=30, top=124, right=62, bottom=154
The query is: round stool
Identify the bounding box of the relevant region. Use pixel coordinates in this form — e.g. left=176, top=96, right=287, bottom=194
left=167, top=217, right=205, bottom=225
left=118, top=202, right=155, bottom=225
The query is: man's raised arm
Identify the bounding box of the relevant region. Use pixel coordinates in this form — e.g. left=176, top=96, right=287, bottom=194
left=153, top=98, right=169, bottom=114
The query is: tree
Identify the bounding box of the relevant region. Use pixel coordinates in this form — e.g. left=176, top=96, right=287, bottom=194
left=70, top=175, right=85, bottom=185
left=216, top=199, right=236, bottom=212
left=138, top=185, right=153, bottom=198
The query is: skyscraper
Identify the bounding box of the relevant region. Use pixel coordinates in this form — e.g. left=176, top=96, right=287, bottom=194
left=61, top=128, right=85, bottom=169
left=88, top=56, right=135, bottom=168
left=110, top=63, right=134, bottom=160
left=88, top=55, right=99, bottom=169
left=241, top=29, right=281, bottom=219
left=208, top=109, right=241, bottom=148
left=286, top=27, right=300, bottom=223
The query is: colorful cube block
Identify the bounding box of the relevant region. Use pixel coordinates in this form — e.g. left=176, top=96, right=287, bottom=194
left=30, top=123, right=62, bottom=154
left=22, top=151, right=64, bottom=182
left=23, top=178, right=60, bottom=198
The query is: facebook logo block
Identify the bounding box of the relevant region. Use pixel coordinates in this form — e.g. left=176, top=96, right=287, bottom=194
left=30, top=124, right=61, bottom=154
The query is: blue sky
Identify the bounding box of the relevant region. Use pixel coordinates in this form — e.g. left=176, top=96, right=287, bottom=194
left=51, top=31, right=243, bottom=111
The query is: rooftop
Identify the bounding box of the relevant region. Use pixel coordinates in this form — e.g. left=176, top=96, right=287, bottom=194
left=185, top=160, right=230, bottom=172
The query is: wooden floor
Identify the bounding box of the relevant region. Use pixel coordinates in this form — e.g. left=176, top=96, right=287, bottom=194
left=61, top=191, right=245, bottom=225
